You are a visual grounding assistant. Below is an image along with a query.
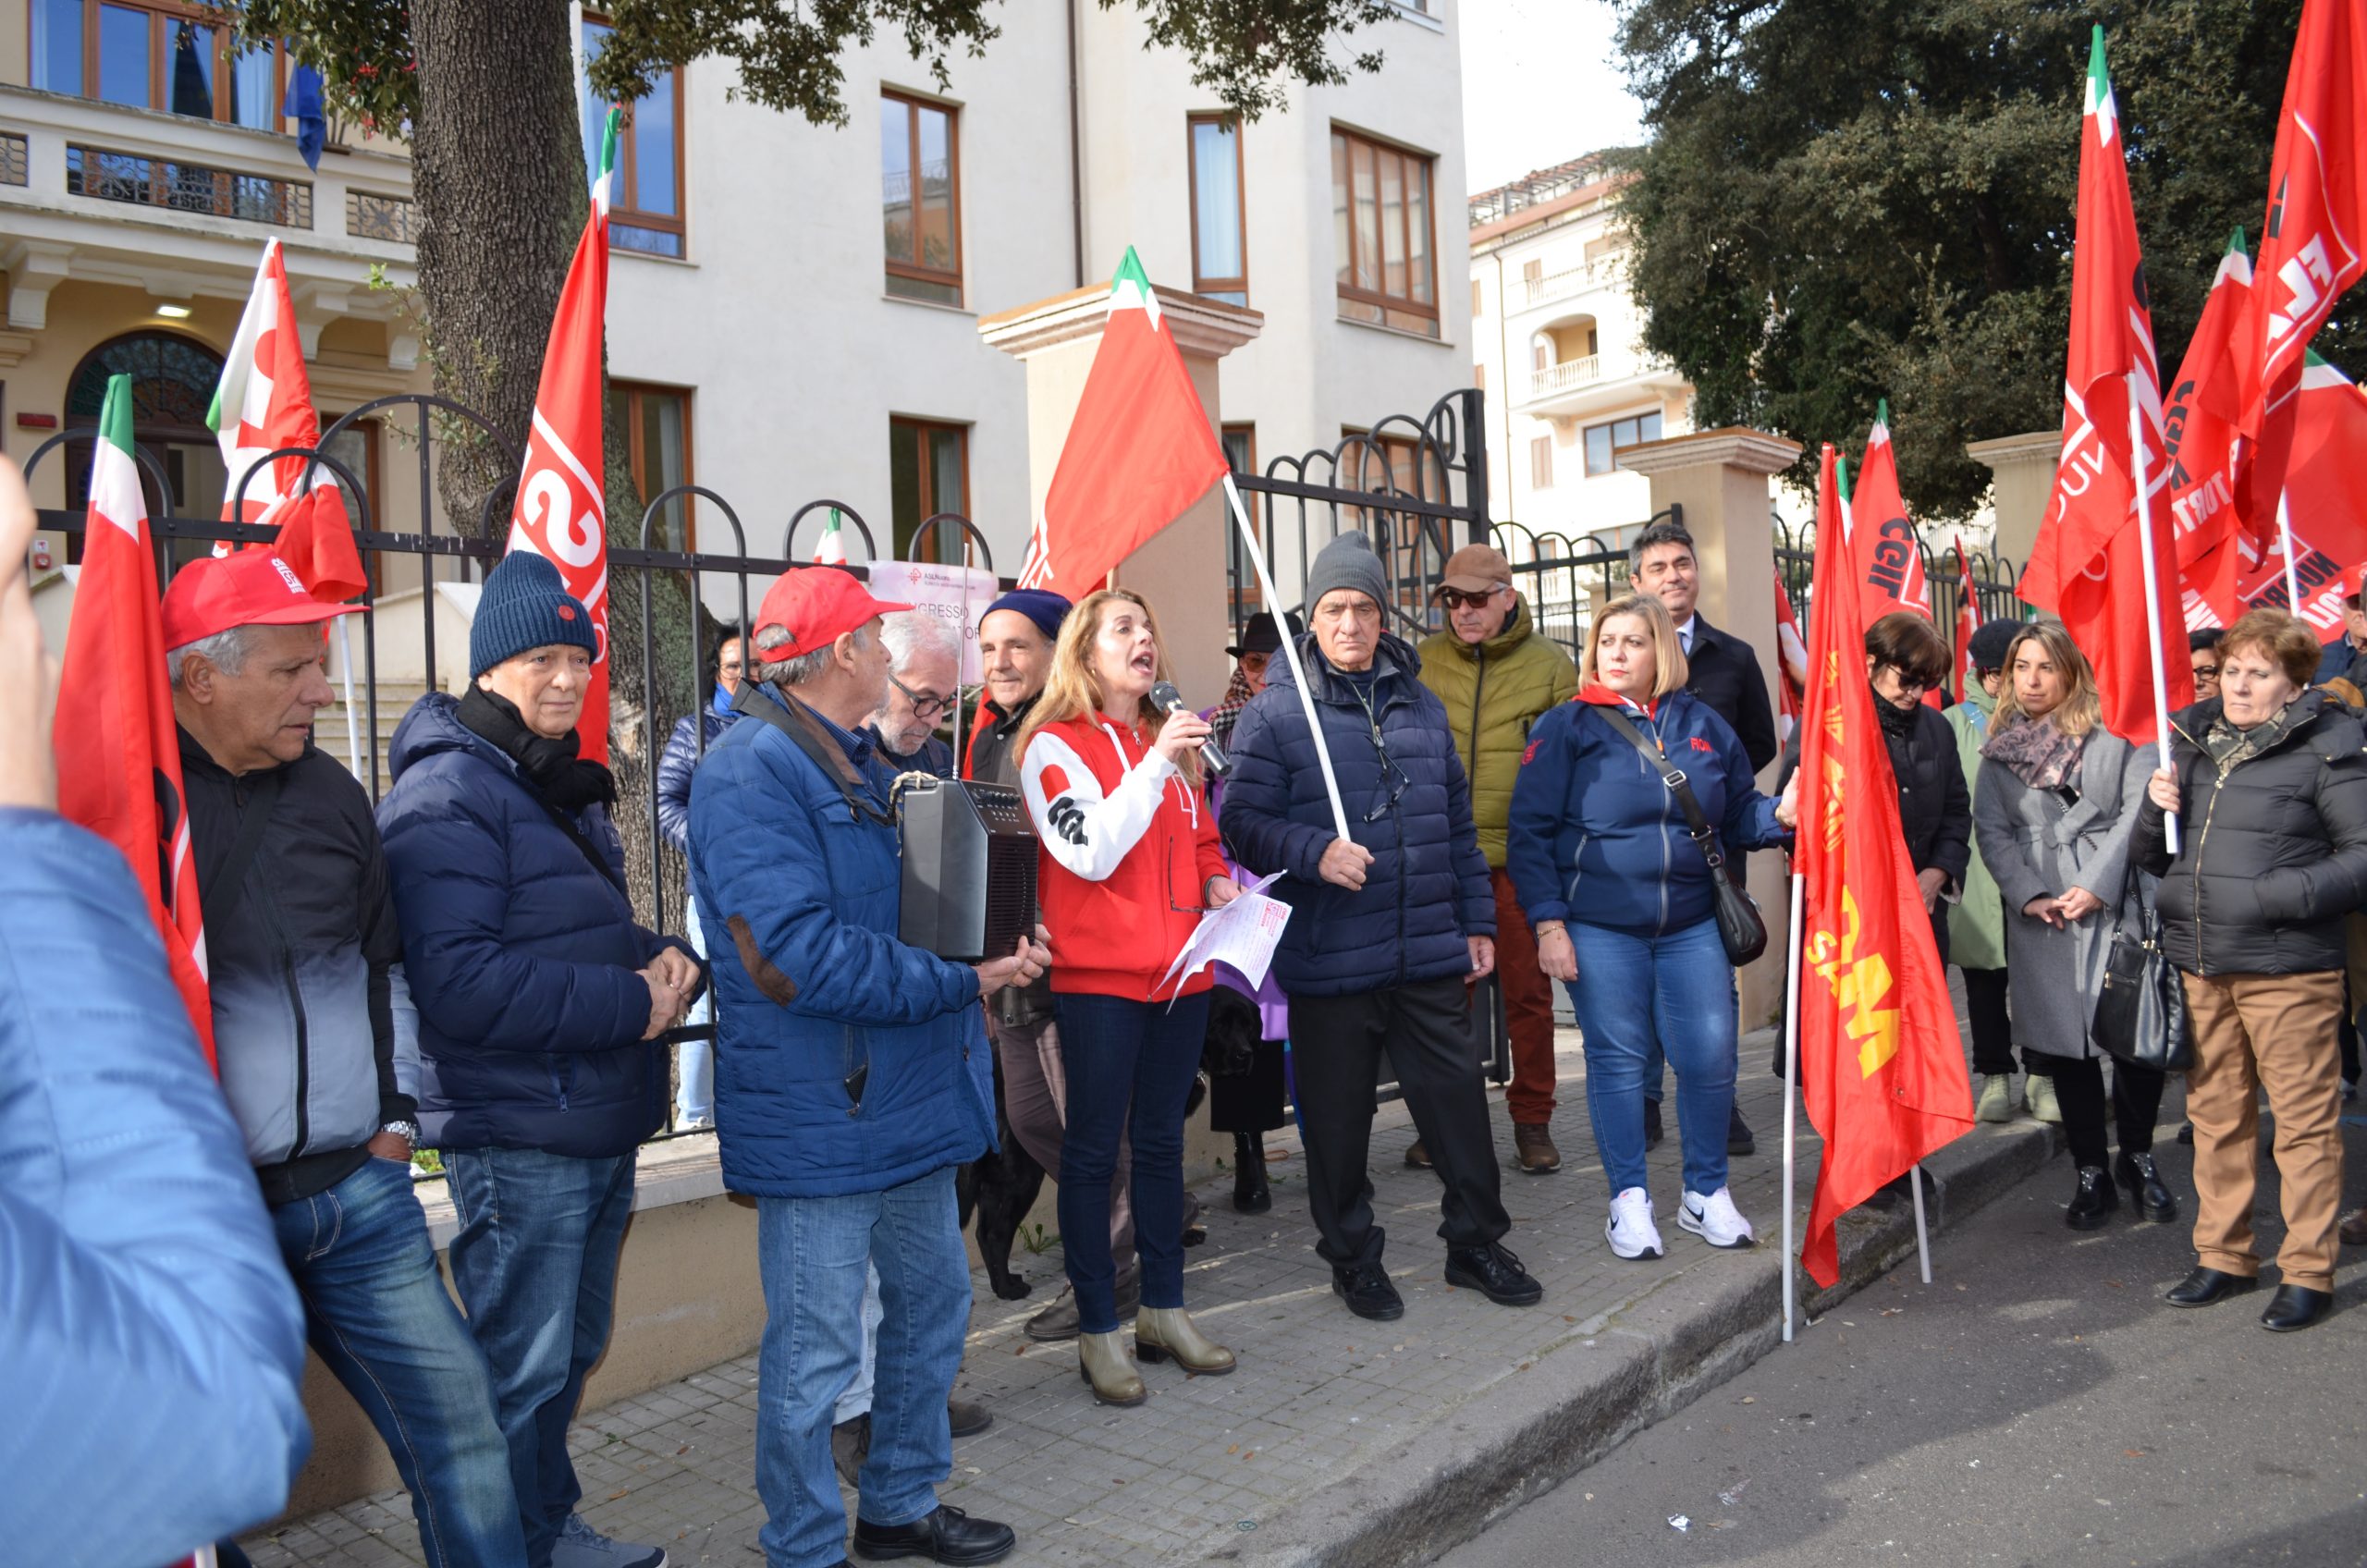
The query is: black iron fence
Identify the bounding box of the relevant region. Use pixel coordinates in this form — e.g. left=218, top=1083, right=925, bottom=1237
left=1773, top=513, right=2027, bottom=640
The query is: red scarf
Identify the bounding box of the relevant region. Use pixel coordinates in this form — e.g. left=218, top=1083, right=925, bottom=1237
left=1576, top=682, right=1655, bottom=715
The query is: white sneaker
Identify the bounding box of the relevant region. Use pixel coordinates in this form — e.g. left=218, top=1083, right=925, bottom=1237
left=1679, top=1186, right=1757, bottom=1249
left=676, top=1113, right=715, bottom=1133
left=551, top=1513, right=667, bottom=1568
left=1605, top=1186, right=1664, bottom=1260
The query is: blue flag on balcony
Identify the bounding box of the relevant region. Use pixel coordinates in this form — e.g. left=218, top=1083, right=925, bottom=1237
left=283, top=64, right=325, bottom=171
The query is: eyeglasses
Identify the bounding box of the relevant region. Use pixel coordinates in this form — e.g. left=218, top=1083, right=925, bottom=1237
left=891, top=675, right=954, bottom=723
left=1438, top=586, right=1508, bottom=610
left=2192, top=664, right=2221, bottom=680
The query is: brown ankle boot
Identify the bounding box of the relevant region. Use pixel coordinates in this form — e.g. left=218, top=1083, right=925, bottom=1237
left=1513, top=1121, right=1562, bottom=1173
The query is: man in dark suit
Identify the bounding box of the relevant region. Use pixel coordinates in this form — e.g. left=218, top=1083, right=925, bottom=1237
left=1629, top=518, right=1778, bottom=1157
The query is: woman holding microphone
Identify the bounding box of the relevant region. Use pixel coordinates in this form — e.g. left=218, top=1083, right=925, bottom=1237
left=1016, top=588, right=1239, bottom=1406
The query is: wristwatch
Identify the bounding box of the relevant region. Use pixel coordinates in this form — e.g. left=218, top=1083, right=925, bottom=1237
left=380, top=1118, right=423, bottom=1150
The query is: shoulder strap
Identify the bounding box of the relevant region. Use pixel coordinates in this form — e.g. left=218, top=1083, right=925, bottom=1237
left=732, top=682, right=897, bottom=827
left=1595, top=705, right=1723, bottom=862
left=204, top=768, right=286, bottom=927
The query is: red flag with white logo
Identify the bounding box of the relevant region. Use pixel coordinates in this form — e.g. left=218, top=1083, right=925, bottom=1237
left=1950, top=538, right=1980, bottom=704
left=1772, top=567, right=1808, bottom=741
left=1846, top=402, right=1932, bottom=627
left=506, top=109, right=619, bottom=763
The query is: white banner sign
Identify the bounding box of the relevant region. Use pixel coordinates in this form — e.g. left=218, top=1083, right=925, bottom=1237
left=866, top=560, right=1001, bottom=686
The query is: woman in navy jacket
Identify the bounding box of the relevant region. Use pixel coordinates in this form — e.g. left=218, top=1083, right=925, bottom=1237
left=1508, top=594, right=1794, bottom=1264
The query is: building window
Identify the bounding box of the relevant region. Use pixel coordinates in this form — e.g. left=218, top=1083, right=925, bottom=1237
left=61, top=328, right=225, bottom=563
left=616, top=382, right=693, bottom=550
left=1530, top=435, right=1552, bottom=490
left=1583, top=410, right=1665, bottom=476
left=1221, top=423, right=1260, bottom=619
left=882, top=92, right=962, bottom=306
left=1188, top=114, right=1247, bottom=306
left=582, top=18, right=685, bottom=258
left=33, top=0, right=284, bottom=130
left=889, top=417, right=969, bottom=559
left=1471, top=279, right=1483, bottom=318
left=1331, top=127, right=1438, bottom=337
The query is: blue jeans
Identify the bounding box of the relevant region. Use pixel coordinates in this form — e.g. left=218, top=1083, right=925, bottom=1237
left=754, top=1167, right=970, bottom=1568
left=677, top=895, right=714, bottom=1122
left=269, top=1158, right=525, bottom=1568
left=444, top=1146, right=636, bottom=1568
left=1565, top=918, right=1737, bottom=1198
left=1054, top=990, right=1211, bottom=1333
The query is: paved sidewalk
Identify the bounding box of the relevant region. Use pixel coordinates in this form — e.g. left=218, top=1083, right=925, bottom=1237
left=239, top=1027, right=2080, bottom=1568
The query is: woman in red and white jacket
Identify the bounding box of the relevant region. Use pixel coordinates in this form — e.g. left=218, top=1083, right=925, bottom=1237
left=1017, top=586, right=1239, bottom=1407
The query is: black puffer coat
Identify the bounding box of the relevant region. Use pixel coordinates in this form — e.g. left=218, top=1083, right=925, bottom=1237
left=2130, top=689, right=2367, bottom=975
left=1776, top=692, right=1971, bottom=888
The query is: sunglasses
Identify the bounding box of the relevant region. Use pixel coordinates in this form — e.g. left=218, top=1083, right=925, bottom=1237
left=1438, top=586, right=1508, bottom=610
left=2192, top=664, right=2221, bottom=679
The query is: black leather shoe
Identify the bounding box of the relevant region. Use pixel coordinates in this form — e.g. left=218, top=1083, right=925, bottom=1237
left=1727, top=1105, right=1757, bottom=1158
left=1446, top=1242, right=1544, bottom=1306
left=2113, top=1151, right=2179, bottom=1222
left=1331, top=1261, right=1404, bottom=1321
left=1643, top=1098, right=1664, bottom=1151
left=947, top=1394, right=991, bottom=1439
left=1232, top=1131, right=1271, bottom=1215
left=2260, top=1283, right=2334, bottom=1333
left=2164, top=1267, right=2259, bottom=1307
left=852, top=1504, right=1016, bottom=1565
left=2066, top=1165, right=2118, bottom=1231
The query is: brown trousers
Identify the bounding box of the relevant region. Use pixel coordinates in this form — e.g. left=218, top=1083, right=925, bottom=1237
left=2178, top=969, right=2348, bottom=1291
left=987, top=1011, right=1134, bottom=1268
left=1491, top=868, right=1561, bottom=1125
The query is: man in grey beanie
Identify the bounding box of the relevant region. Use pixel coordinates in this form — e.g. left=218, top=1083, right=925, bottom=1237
left=1220, top=532, right=1542, bottom=1322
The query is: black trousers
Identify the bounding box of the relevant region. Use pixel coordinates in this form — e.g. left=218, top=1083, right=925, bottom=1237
left=1960, top=966, right=2022, bottom=1077
left=1208, top=1039, right=1288, bottom=1134
left=2026, top=1049, right=2165, bottom=1168
left=1288, top=975, right=1511, bottom=1268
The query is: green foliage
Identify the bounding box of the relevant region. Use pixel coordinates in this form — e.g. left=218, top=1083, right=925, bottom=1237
left=1612, top=0, right=2362, bottom=519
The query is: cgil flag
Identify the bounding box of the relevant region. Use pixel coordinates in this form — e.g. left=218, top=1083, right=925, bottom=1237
left=55, top=374, right=215, bottom=1064
left=209, top=238, right=368, bottom=601
left=2189, top=351, right=2367, bottom=634
left=507, top=107, right=619, bottom=764
left=1846, top=401, right=1932, bottom=627
left=1796, top=443, right=1974, bottom=1289
left=1950, top=537, right=1980, bottom=704
left=1016, top=248, right=1230, bottom=594
left=2167, top=230, right=2259, bottom=623
left=2018, top=27, right=2192, bottom=743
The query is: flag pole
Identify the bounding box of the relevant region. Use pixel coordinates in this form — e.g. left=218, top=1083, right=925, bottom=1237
left=1780, top=867, right=1805, bottom=1342
left=1909, top=1162, right=1932, bottom=1284
left=1220, top=472, right=1351, bottom=840
left=2277, top=490, right=2301, bottom=614
left=336, top=616, right=362, bottom=785
left=2128, top=393, right=2179, bottom=854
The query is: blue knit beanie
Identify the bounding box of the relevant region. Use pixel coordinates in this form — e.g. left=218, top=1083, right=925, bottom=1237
left=472, top=552, right=597, bottom=678
left=983, top=588, right=1072, bottom=643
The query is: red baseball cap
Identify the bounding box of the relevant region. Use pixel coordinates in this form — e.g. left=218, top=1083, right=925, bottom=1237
left=160, top=551, right=365, bottom=649
left=753, top=568, right=912, bottom=657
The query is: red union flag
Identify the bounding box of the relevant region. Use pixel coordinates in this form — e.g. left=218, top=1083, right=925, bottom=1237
left=2190, top=352, right=2367, bottom=635
left=1796, top=444, right=1973, bottom=1289
left=1016, top=248, right=1230, bottom=594
left=2249, top=0, right=2367, bottom=402
left=1846, top=401, right=1932, bottom=625
left=55, top=373, right=215, bottom=1064
left=507, top=108, right=619, bottom=763
left=1951, top=537, right=1980, bottom=703
left=2019, top=27, right=2191, bottom=743
left=1772, top=567, right=1808, bottom=739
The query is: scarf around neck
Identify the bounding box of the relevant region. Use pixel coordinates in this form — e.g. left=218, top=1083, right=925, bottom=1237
left=457, top=684, right=619, bottom=813
left=1875, top=686, right=1919, bottom=742
left=1208, top=667, right=1257, bottom=748
left=1981, top=709, right=2087, bottom=792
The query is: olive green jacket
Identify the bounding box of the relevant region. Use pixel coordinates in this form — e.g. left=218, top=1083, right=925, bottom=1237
left=1417, top=595, right=1579, bottom=867
left=1944, top=686, right=2008, bottom=969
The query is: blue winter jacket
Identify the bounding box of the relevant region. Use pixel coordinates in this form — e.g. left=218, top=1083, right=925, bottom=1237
left=378, top=694, right=695, bottom=1158
left=688, top=683, right=993, bottom=1198
left=0, top=809, right=310, bottom=1562
left=1506, top=690, right=1789, bottom=937
left=656, top=687, right=742, bottom=854
left=1220, top=631, right=1494, bottom=997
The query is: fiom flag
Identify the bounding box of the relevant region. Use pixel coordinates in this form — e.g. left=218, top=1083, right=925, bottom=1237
left=1016, top=248, right=1230, bottom=594
left=55, top=374, right=215, bottom=1064
left=1846, top=401, right=1932, bottom=626
left=2018, top=28, right=2192, bottom=743
left=209, top=239, right=368, bottom=602
left=1796, top=443, right=1974, bottom=1289
left=507, top=107, right=619, bottom=764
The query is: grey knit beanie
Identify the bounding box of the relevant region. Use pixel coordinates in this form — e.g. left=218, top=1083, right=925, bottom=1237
left=1306, top=532, right=1389, bottom=612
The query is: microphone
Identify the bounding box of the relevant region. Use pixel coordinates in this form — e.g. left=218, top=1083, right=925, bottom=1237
left=1150, top=680, right=1230, bottom=777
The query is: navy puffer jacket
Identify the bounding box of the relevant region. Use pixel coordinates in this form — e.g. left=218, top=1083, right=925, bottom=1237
left=656, top=688, right=742, bottom=854
left=1506, top=689, right=1789, bottom=937
left=1220, top=631, right=1494, bottom=997
left=378, top=694, right=693, bottom=1158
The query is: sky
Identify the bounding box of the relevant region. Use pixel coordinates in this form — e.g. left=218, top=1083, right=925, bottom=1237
left=1458, top=0, right=1649, bottom=195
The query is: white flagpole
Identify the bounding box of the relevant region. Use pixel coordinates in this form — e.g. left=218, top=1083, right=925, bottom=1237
left=1781, top=867, right=1805, bottom=1342
left=2277, top=490, right=2301, bottom=615
left=1220, top=472, right=1351, bottom=840
left=2128, top=392, right=2179, bottom=854
left=1908, top=1162, right=1933, bottom=1283
left=337, top=615, right=362, bottom=785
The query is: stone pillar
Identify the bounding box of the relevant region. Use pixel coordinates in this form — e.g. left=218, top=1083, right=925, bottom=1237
left=1966, top=430, right=2059, bottom=568
left=1616, top=426, right=1803, bottom=1029
left=979, top=285, right=1262, bottom=707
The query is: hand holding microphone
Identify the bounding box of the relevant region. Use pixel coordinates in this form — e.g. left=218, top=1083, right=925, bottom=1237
left=1150, top=680, right=1229, bottom=776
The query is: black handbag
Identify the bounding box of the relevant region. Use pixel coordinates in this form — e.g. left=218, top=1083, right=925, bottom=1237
left=2091, top=873, right=2194, bottom=1072
left=1598, top=708, right=1770, bottom=966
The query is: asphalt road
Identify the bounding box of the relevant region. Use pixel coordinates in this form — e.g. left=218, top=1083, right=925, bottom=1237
left=1437, top=1109, right=2367, bottom=1568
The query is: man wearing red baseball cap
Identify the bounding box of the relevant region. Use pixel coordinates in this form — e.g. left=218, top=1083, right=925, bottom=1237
left=164, top=551, right=531, bottom=1565
left=689, top=566, right=1047, bottom=1568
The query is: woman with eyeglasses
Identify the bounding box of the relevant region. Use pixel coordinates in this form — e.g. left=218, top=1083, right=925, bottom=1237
left=1015, top=588, right=1238, bottom=1406
left=1506, top=594, right=1797, bottom=1263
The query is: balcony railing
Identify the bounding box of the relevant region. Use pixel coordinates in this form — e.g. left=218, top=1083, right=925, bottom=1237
left=1528, top=355, right=1603, bottom=398
left=67, top=143, right=313, bottom=228
left=1520, top=254, right=1626, bottom=311
left=347, top=190, right=418, bottom=244
left=1, top=132, right=26, bottom=188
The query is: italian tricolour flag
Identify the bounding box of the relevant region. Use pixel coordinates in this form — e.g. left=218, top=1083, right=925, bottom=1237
left=1016, top=248, right=1229, bottom=593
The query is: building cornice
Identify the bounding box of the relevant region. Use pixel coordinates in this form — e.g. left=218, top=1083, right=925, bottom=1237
left=1965, top=429, right=2061, bottom=468
left=978, top=284, right=1263, bottom=361
left=1616, top=425, right=1802, bottom=478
